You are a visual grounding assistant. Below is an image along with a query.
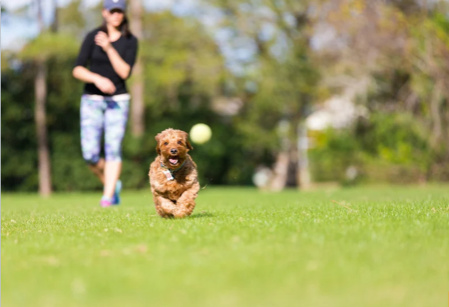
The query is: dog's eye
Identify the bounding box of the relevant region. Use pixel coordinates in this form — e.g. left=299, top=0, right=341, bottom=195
left=178, top=141, right=183, bottom=145
left=164, top=142, right=168, bottom=146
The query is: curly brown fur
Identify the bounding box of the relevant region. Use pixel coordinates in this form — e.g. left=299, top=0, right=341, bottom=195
left=149, top=128, right=200, bottom=218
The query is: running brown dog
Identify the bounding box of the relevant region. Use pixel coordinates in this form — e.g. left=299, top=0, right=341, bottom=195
left=149, top=128, right=200, bottom=218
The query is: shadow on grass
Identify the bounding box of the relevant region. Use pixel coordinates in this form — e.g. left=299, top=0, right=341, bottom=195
left=188, top=212, right=214, bottom=219
left=154, top=211, right=215, bottom=220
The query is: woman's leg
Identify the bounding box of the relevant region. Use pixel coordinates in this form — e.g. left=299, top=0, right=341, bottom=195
left=80, top=96, right=105, bottom=183
left=103, top=161, right=121, bottom=198
left=88, top=158, right=105, bottom=184
left=103, top=99, right=129, bottom=199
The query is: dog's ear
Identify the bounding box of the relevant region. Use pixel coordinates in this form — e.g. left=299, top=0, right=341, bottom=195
left=182, top=131, right=193, bottom=151
left=155, top=133, right=161, bottom=155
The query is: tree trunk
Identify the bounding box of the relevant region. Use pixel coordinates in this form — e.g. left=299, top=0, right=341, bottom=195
left=268, top=151, right=290, bottom=191
left=34, top=0, right=52, bottom=196
left=129, top=0, right=145, bottom=137
left=297, top=122, right=311, bottom=189
left=35, top=60, right=52, bottom=196
left=51, top=0, right=58, bottom=33
left=268, top=119, right=290, bottom=191
left=430, top=82, right=442, bottom=148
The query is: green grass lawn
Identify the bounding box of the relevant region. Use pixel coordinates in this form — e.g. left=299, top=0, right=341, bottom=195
left=2, top=185, right=449, bottom=307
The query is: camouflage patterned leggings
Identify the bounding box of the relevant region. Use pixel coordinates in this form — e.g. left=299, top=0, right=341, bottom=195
left=80, top=94, right=129, bottom=164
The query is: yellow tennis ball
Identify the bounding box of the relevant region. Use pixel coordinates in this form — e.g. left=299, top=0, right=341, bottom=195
left=190, top=124, right=212, bottom=144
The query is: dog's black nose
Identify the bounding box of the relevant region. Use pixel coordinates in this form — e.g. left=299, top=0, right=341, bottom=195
left=170, top=148, right=178, bottom=154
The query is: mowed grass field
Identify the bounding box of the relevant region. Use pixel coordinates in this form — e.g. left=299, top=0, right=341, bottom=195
left=2, top=185, right=448, bottom=307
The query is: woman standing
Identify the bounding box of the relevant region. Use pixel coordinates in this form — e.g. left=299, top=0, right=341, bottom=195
left=73, top=0, right=138, bottom=207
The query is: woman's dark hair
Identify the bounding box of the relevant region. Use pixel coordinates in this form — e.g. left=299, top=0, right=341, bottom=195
left=100, top=15, right=132, bottom=38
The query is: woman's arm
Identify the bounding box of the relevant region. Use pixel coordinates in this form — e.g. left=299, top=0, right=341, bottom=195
left=72, top=66, right=116, bottom=94
left=72, top=30, right=117, bottom=95
left=95, top=32, right=131, bottom=79
left=105, top=47, right=131, bottom=79
left=72, top=66, right=101, bottom=84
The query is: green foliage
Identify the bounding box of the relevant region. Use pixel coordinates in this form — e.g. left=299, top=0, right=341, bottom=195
left=19, top=32, right=79, bottom=61
left=1, top=62, right=38, bottom=191
left=137, top=12, right=225, bottom=109
left=1, top=55, right=256, bottom=191
left=57, top=0, right=86, bottom=38
left=309, top=128, right=361, bottom=183
left=1, top=11, right=256, bottom=191
left=310, top=113, right=435, bottom=184
left=3, top=0, right=449, bottom=192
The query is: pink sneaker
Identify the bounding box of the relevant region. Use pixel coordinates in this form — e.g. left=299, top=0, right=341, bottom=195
left=100, top=196, right=113, bottom=207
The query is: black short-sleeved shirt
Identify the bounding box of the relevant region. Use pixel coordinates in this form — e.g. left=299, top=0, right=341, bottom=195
left=74, top=27, right=138, bottom=96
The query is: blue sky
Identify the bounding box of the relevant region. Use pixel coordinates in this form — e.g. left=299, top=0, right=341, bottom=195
left=1, top=0, right=255, bottom=74
left=1, top=0, right=196, bottom=50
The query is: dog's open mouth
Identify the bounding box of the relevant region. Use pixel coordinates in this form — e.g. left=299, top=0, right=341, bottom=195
left=168, top=156, right=179, bottom=165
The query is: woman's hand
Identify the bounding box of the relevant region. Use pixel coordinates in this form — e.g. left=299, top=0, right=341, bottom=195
left=95, top=31, right=112, bottom=52
left=94, top=76, right=116, bottom=94
left=94, top=30, right=131, bottom=80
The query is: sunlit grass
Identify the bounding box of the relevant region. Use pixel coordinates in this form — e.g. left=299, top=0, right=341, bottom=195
left=2, top=185, right=448, bottom=307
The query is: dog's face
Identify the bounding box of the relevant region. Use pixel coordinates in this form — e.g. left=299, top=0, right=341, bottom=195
left=155, top=129, right=193, bottom=168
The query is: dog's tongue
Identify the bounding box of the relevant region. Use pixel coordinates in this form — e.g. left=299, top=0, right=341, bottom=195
left=169, top=158, right=178, bottom=165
